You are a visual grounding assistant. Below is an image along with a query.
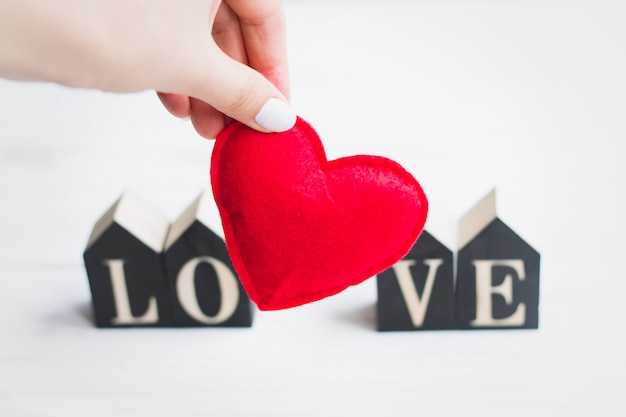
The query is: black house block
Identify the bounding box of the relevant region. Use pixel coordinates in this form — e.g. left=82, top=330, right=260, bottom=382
left=163, top=191, right=253, bottom=327
left=455, top=190, right=540, bottom=329
left=83, top=191, right=173, bottom=327
left=377, top=230, right=455, bottom=331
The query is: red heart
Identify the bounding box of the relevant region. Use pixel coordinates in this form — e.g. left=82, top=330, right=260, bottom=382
left=210, top=117, right=428, bottom=310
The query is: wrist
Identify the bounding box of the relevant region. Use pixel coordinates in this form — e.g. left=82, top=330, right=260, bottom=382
left=0, top=1, right=108, bottom=88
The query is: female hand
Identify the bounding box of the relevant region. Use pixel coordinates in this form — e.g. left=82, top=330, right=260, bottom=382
left=0, top=0, right=296, bottom=138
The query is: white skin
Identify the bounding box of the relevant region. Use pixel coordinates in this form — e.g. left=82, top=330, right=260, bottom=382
left=0, top=0, right=293, bottom=139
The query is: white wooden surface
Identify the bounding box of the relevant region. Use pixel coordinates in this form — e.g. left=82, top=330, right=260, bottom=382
left=1, top=1, right=625, bottom=415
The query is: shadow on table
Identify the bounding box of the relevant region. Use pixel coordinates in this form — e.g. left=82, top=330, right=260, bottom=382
left=334, top=302, right=377, bottom=331
left=45, top=301, right=96, bottom=329
left=75, top=301, right=96, bottom=326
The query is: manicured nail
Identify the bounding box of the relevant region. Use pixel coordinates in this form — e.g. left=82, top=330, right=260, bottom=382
left=254, top=98, right=297, bottom=132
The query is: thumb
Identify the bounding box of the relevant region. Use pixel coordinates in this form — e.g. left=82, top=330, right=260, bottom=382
left=184, top=47, right=297, bottom=133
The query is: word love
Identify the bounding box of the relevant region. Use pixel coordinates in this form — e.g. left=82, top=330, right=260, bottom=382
left=377, top=189, right=540, bottom=331
left=84, top=189, right=539, bottom=331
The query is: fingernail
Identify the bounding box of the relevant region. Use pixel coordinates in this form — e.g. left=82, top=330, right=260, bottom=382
left=254, top=98, right=297, bottom=132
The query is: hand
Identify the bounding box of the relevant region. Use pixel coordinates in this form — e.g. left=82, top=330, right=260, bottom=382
left=0, top=0, right=296, bottom=138
left=158, top=0, right=295, bottom=138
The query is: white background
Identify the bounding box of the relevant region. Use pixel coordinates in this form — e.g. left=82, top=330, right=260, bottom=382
left=1, top=1, right=625, bottom=415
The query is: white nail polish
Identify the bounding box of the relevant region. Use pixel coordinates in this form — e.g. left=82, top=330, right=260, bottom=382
left=254, top=98, right=297, bottom=132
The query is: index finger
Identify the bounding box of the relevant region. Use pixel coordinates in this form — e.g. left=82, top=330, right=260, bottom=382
left=225, top=0, right=290, bottom=99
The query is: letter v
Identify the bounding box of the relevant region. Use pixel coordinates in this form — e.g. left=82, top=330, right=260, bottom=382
left=393, top=259, right=444, bottom=327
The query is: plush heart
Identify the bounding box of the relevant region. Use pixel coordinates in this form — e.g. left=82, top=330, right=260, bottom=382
left=210, top=117, right=428, bottom=310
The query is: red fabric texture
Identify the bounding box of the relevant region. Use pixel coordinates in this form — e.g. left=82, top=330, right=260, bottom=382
left=211, top=117, right=428, bottom=310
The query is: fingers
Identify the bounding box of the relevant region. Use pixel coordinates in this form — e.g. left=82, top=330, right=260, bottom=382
left=164, top=48, right=296, bottom=137
left=212, top=2, right=248, bottom=65
left=206, top=1, right=294, bottom=134
left=159, top=0, right=295, bottom=137
left=157, top=92, right=191, bottom=118
left=157, top=3, right=244, bottom=138
left=226, top=0, right=290, bottom=99
left=157, top=92, right=227, bottom=140
left=178, top=40, right=295, bottom=134
left=198, top=0, right=293, bottom=132
left=189, top=97, right=226, bottom=139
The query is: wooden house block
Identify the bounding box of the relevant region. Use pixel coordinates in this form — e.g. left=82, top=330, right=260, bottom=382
left=376, top=229, right=455, bottom=331
left=455, top=189, right=540, bottom=329
left=163, top=189, right=253, bottom=327
left=83, top=190, right=173, bottom=327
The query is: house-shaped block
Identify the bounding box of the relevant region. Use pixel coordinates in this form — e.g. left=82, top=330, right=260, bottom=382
left=376, top=202, right=458, bottom=331
left=455, top=189, right=540, bottom=329
left=163, top=189, right=253, bottom=327
left=377, top=229, right=455, bottom=331
left=83, top=190, right=173, bottom=327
